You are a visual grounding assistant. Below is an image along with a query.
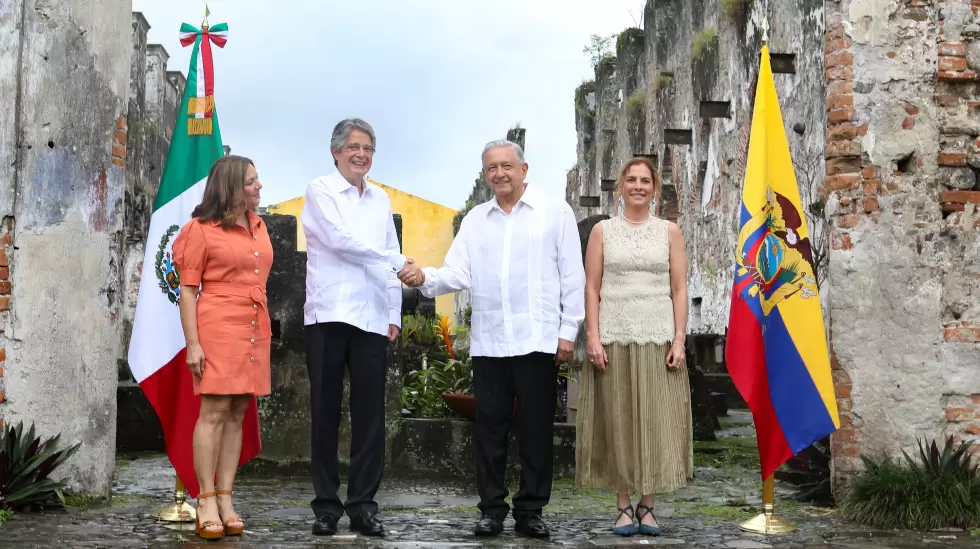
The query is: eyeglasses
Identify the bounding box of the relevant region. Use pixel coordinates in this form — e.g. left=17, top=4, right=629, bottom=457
left=343, top=143, right=376, bottom=155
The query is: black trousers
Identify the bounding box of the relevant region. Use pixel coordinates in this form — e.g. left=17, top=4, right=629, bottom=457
left=306, top=322, right=387, bottom=520
left=473, top=352, right=557, bottom=520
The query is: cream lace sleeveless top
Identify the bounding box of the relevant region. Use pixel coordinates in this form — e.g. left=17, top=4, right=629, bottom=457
left=598, top=216, right=675, bottom=346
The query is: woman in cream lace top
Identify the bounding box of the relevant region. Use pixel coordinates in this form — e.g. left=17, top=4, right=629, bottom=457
left=575, top=157, right=693, bottom=537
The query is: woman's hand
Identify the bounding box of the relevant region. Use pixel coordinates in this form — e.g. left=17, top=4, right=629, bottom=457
left=587, top=335, right=608, bottom=373
left=186, top=343, right=206, bottom=377
left=666, top=340, right=685, bottom=370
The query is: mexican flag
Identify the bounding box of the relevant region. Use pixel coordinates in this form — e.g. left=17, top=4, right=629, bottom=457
left=127, top=21, right=261, bottom=498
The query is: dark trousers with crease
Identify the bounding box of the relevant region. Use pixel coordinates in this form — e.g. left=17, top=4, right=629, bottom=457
left=473, top=352, right=557, bottom=521
left=306, top=321, right=387, bottom=520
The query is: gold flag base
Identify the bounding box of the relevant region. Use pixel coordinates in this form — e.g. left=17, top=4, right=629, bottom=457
left=738, top=503, right=796, bottom=534
left=151, top=476, right=196, bottom=523
left=738, top=475, right=795, bottom=534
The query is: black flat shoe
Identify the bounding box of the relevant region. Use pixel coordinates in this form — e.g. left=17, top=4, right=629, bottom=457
left=349, top=513, right=384, bottom=537
left=312, top=515, right=338, bottom=536
left=474, top=514, right=504, bottom=537
left=514, top=515, right=549, bottom=538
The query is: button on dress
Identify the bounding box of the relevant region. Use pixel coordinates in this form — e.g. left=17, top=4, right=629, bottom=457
left=172, top=211, right=274, bottom=396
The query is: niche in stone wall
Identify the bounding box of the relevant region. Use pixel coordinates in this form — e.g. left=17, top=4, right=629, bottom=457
left=770, top=53, right=796, bottom=74
left=664, top=128, right=693, bottom=145
left=659, top=145, right=681, bottom=222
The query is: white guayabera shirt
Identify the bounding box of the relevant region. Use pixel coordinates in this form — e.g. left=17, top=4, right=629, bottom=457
left=301, top=171, right=404, bottom=336
left=420, top=186, right=586, bottom=358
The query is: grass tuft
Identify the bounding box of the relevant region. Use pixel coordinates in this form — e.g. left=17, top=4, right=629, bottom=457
left=692, top=27, right=718, bottom=60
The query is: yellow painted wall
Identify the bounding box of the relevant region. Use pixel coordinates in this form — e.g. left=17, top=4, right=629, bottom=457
left=268, top=179, right=458, bottom=324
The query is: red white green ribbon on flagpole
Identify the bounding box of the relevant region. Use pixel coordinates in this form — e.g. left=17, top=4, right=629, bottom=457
left=179, top=22, right=228, bottom=135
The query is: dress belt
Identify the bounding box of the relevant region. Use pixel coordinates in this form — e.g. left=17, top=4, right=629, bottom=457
left=201, top=281, right=267, bottom=305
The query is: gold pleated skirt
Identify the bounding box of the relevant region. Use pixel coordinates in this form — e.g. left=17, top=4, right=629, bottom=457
left=575, top=342, right=694, bottom=495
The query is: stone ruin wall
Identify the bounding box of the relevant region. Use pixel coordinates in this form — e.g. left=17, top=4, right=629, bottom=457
left=0, top=0, right=134, bottom=494
left=824, top=0, right=980, bottom=488
left=568, top=0, right=980, bottom=491
left=567, top=0, right=825, bottom=337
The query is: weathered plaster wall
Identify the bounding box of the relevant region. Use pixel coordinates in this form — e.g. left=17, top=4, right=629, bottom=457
left=0, top=0, right=133, bottom=494
left=568, top=0, right=827, bottom=337
left=824, top=0, right=980, bottom=488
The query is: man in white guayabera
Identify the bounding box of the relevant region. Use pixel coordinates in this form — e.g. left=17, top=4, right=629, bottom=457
left=302, top=118, right=410, bottom=538
left=399, top=139, right=586, bottom=539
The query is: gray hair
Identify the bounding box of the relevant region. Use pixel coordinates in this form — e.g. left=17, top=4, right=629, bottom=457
left=481, top=139, right=525, bottom=165
left=331, top=118, right=376, bottom=159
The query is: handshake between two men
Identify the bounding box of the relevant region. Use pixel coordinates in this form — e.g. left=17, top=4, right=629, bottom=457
left=398, top=258, right=425, bottom=288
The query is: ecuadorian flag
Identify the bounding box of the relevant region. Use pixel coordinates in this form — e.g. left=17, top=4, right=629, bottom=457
left=725, top=45, right=840, bottom=480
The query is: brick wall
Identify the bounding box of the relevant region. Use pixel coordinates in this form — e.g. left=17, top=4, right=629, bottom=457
left=824, top=13, right=866, bottom=482
left=0, top=217, right=11, bottom=428
left=826, top=0, right=980, bottom=489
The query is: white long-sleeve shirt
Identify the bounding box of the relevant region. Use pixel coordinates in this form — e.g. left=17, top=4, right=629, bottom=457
left=420, top=186, right=585, bottom=358
left=301, top=172, right=405, bottom=335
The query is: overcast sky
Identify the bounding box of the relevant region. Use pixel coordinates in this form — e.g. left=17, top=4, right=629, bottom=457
left=131, top=0, right=640, bottom=209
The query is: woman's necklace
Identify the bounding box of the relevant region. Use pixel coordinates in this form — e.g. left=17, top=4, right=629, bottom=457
left=622, top=213, right=650, bottom=225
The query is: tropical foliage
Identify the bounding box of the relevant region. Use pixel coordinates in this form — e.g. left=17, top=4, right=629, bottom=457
left=841, top=436, right=980, bottom=530
left=0, top=422, right=80, bottom=511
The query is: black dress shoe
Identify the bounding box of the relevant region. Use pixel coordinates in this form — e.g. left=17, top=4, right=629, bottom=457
left=312, top=515, right=338, bottom=536
left=349, top=513, right=385, bottom=537
left=474, top=514, right=504, bottom=537
left=514, top=515, right=549, bottom=538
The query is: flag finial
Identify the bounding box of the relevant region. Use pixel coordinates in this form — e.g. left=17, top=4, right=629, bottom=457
left=761, top=17, right=770, bottom=45
left=203, top=3, right=210, bottom=28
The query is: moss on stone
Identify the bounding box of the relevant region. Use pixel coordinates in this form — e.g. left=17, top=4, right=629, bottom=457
left=626, top=91, right=645, bottom=120
left=596, top=55, right=617, bottom=80
left=63, top=492, right=107, bottom=509
left=683, top=502, right=753, bottom=519
left=694, top=436, right=760, bottom=470
left=692, top=27, right=718, bottom=60
left=575, top=80, right=596, bottom=113
left=721, top=0, right=752, bottom=21
left=615, top=27, right=645, bottom=58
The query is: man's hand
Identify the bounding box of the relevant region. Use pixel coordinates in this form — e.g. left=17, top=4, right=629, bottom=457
left=555, top=338, right=574, bottom=365
left=387, top=324, right=400, bottom=343
left=398, top=259, right=425, bottom=287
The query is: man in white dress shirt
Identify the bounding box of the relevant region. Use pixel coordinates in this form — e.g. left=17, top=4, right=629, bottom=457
left=399, top=140, right=586, bottom=538
left=301, top=118, right=406, bottom=538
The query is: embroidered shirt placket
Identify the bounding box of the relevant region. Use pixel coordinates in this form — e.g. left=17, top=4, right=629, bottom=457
left=500, top=209, right=515, bottom=356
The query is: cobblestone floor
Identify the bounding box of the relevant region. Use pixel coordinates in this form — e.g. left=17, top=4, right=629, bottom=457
left=1, top=413, right=977, bottom=548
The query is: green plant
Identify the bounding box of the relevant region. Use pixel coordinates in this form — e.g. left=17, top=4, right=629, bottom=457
left=721, top=0, right=750, bottom=19
left=626, top=91, right=645, bottom=119
left=400, top=313, right=439, bottom=346
left=401, top=357, right=474, bottom=418
left=0, top=421, right=80, bottom=511
left=575, top=80, right=596, bottom=114
left=0, top=508, right=11, bottom=524
left=692, top=27, right=718, bottom=60
left=615, top=27, right=645, bottom=57
left=841, top=436, right=980, bottom=530
left=656, top=72, right=672, bottom=90
left=582, top=34, right=615, bottom=69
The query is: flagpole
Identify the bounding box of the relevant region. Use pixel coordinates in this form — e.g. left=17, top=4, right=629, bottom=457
left=739, top=474, right=795, bottom=533
left=151, top=475, right=196, bottom=523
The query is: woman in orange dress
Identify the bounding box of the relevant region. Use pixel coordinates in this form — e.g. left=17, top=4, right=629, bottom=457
left=172, top=155, right=273, bottom=540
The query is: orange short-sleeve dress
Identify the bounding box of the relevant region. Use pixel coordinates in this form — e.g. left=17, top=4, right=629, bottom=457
left=172, top=210, right=274, bottom=396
